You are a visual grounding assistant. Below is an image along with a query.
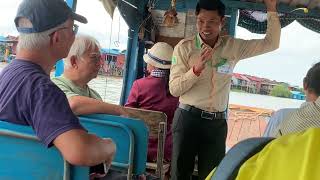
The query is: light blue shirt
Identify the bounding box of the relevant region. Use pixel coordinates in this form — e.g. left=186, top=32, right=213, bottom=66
left=263, top=108, right=297, bottom=137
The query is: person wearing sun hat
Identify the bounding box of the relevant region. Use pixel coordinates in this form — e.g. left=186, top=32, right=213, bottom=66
left=0, top=0, right=116, bottom=172
left=126, top=42, right=179, bottom=163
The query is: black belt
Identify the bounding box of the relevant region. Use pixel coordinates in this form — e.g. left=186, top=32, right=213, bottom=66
left=179, top=103, right=226, bottom=120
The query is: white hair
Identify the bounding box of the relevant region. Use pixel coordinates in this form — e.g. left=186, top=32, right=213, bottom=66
left=16, top=18, right=68, bottom=52
left=64, top=34, right=101, bottom=69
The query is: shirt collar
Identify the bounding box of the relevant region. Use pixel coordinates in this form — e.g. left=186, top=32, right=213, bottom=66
left=150, top=69, right=168, bottom=78
left=195, top=33, right=222, bottom=49
left=315, top=96, right=320, bottom=105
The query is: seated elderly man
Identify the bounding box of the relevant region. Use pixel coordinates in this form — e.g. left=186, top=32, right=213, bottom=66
left=270, top=62, right=320, bottom=137
left=52, top=35, right=127, bottom=116
left=263, top=108, right=297, bottom=137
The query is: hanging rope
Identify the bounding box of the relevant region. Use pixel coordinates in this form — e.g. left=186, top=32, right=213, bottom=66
left=103, top=12, right=114, bottom=102
left=114, top=14, right=121, bottom=48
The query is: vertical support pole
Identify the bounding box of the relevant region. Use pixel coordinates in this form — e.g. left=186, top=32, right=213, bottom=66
left=136, top=41, right=145, bottom=79
left=55, top=0, right=77, bottom=77
left=226, top=8, right=238, bottom=37
left=120, top=26, right=139, bottom=105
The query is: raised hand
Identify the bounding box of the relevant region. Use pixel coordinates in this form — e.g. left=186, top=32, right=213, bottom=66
left=193, top=47, right=213, bottom=75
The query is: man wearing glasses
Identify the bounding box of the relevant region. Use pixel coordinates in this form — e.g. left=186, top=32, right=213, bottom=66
left=52, top=35, right=128, bottom=117
left=0, top=0, right=116, bottom=170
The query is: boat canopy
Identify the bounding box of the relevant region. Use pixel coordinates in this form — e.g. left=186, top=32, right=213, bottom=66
left=99, top=0, right=320, bottom=34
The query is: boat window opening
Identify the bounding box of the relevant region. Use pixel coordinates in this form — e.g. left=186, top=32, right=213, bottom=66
left=76, top=0, right=129, bottom=105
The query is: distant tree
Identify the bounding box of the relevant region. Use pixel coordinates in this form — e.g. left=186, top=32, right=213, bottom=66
left=0, top=44, right=5, bottom=55
left=270, top=84, right=292, bottom=98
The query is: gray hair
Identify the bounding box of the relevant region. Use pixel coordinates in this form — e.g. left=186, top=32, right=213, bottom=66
left=64, top=35, right=101, bottom=69
left=16, top=18, right=68, bottom=52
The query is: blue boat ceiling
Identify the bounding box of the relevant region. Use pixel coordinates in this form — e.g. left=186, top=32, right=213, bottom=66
left=98, top=0, right=320, bottom=36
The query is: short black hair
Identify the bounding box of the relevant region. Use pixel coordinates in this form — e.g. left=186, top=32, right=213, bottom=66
left=304, top=62, right=320, bottom=96
left=195, top=0, right=225, bottom=17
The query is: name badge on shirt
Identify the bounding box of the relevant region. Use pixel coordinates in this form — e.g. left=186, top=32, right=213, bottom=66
left=217, top=61, right=234, bottom=74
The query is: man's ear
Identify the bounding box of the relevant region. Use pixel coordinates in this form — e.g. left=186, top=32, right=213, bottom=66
left=70, top=56, right=78, bottom=68
left=303, top=82, right=308, bottom=91
left=50, top=31, right=60, bottom=45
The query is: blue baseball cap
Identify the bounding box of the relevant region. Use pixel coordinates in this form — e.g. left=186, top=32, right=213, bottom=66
left=15, top=0, right=87, bottom=33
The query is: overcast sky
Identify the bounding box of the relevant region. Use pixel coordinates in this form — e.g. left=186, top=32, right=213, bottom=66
left=1, top=0, right=319, bottom=87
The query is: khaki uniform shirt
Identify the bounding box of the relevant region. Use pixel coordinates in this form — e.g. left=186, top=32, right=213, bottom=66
left=274, top=97, right=320, bottom=137
left=169, top=12, right=281, bottom=112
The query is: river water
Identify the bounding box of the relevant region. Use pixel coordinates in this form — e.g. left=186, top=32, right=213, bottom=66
left=0, top=62, right=304, bottom=111
left=89, top=75, right=304, bottom=111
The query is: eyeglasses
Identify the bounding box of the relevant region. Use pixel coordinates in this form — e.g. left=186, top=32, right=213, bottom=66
left=49, top=24, right=79, bottom=36
left=72, top=24, right=79, bottom=34
left=89, top=53, right=102, bottom=63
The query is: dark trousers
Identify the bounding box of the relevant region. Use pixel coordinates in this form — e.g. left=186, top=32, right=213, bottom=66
left=170, top=108, right=227, bottom=180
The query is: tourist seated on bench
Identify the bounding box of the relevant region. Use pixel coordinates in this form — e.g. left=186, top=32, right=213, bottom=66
left=268, top=62, right=320, bottom=137
left=125, top=42, right=179, bottom=163
left=52, top=35, right=128, bottom=117
left=0, top=0, right=115, bottom=178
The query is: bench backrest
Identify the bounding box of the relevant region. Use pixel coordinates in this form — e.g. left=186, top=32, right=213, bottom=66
left=0, top=116, right=146, bottom=180
left=123, top=107, right=168, bottom=178
left=81, top=114, right=149, bottom=175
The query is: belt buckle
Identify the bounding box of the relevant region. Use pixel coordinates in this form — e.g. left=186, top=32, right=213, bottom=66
left=201, top=111, right=216, bottom=120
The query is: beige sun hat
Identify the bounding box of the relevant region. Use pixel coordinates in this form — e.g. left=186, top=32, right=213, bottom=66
left=143, top=42, right=173, bottom=69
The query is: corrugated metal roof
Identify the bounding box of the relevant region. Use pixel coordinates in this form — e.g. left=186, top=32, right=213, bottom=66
left=101, top=48, right=122, bottom=55
left=0, top=36, right=7, bottom=42
left=291, top=91, right=304, bottom=95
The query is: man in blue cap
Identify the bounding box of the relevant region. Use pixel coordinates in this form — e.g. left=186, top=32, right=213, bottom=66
left=0, top=0, right=116, bottom=171
left=169, top=0, right=280, bottom=179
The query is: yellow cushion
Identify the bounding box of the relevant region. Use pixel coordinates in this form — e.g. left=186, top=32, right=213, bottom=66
left=205, top=167, right=216, bottom=180
left=236, top=128, right=320, bottom=180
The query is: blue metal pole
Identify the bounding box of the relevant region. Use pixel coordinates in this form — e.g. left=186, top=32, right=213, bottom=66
left=120, top=26, right=139, bottom=105
left=226, top=8, right=238, bottom=37
left=55, top=0, right=77, bottom=77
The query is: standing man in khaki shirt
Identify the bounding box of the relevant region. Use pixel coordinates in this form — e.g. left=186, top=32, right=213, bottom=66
left=169, top=0, right=280, bottom=179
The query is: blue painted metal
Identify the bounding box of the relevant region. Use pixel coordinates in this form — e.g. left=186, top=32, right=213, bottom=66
left=79, top=117, right=134, bottom=174
left=66, top=0, right=77, bottom=10
left=55, top=0, right=77, bottom=77
left=291, top=91, right=306, bottom=100
left=82, top=114, right=149, bottom=175
left=120, top=27, right=140, bottom=105
left=226, top=8, right=238, bottom=37
left=0, top=115, right=145, bottom=179
left=55, top=60, right=64, bottom=77
left=0, top=120, right=88, bottom=180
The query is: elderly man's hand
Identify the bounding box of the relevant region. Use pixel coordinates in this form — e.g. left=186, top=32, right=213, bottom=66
left=103, top=138, right=116, bottom=165
left=118, top=107, right=130, bottom=117
left=264, top=0, right=277, bottom=12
